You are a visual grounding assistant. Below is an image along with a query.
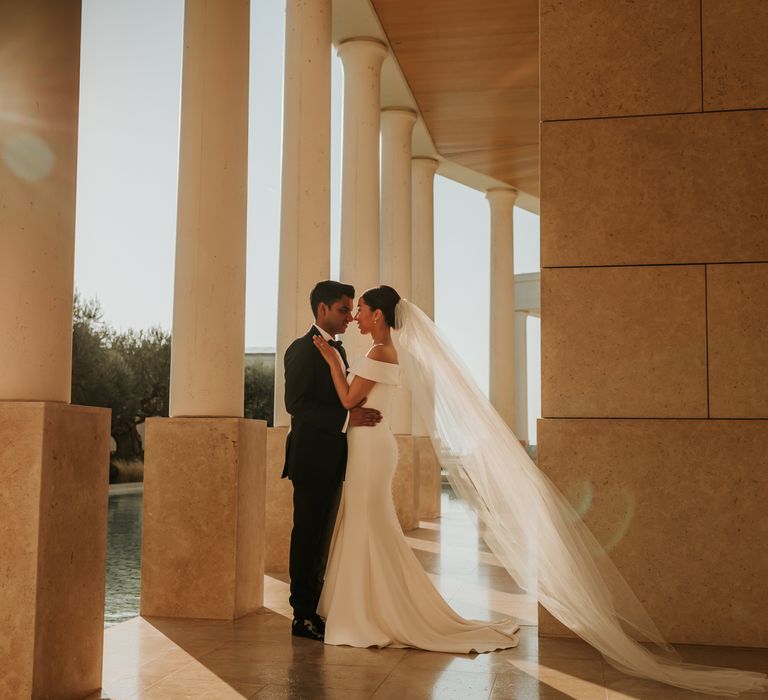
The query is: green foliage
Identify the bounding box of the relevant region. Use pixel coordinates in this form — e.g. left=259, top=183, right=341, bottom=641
left=244, top=363, right=274, bottom=426
left=71, top=292, right=170, bottom=462
left=110, top=327, right=171, bottom=423
left=71, top=292, right=276, bottom=467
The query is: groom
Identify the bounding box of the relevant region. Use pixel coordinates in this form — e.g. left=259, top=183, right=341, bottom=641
left=282, top=280, right=382, bottom=641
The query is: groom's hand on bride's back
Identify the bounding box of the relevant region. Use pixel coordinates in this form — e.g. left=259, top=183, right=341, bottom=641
left=348, top=398, right=382, bottom=427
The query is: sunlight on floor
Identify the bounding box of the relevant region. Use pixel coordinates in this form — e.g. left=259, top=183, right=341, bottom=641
left=99, top=497, right=768, bottom=699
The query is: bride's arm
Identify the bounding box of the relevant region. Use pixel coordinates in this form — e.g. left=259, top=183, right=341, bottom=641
left=312, top=336, right=376, bottom=409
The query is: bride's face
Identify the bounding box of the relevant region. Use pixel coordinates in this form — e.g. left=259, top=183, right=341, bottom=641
left=354, top=298, right=375, bottom=335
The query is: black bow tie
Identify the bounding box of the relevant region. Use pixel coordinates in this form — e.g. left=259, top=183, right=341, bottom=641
left=328, top=339, right=343, bottom=349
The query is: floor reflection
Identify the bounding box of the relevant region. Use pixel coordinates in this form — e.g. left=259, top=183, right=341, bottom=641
left=100, top=483, right=768, bottom=699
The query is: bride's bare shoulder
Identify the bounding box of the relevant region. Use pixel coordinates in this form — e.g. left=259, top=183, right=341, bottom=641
left=366, top=344, right=398, bottom=365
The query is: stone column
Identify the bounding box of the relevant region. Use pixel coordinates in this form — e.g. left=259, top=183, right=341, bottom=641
left=0, top=3, right=112, bottom=698
left=0, top=5, right=79, bottom=404
left=273, top=0, right=331, bottom=429
left=411, top=157, right=441, bottom=519
left=380, top=107, right=416, bottom=433
left=168, top=0, right=250, bottom=419
left=515, top=311, right=529, bottom=444
left=337, top=37, right=387, bottom=359
left=487, top=188, right=518, bottom=429
left=411, top=158, right=439, bottom=323
left=380, top=108, right=419, bottom=531
left=141, top=0, right=266, bottom=620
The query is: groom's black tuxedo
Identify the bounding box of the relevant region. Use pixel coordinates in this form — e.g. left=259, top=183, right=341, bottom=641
left=283, top=326, right=349, bottom=621
left=282, top=327, right=349, bottom=486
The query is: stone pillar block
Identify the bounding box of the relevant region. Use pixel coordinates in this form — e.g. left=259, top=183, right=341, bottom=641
left=537, top=418, right=768, bottom=646
left=0, top=402, right=110, bottom=700
left=265, top=426, right=292, bottom=573
left=140, top=417, right=266, bottom=620
left=392, top=435, right=418, bottom=531
left=416, top=436, right=441, bottom=520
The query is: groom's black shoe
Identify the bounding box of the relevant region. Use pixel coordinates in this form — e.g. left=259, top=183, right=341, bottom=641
left=310, top=614, right=326, bottom=634
left=292, top=617, right=324, bottom=641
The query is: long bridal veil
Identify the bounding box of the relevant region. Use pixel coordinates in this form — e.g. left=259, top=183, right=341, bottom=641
left=394, top=299, right=767, bottom=696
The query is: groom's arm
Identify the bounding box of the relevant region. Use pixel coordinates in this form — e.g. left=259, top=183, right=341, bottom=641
left=284, top=340, right=348, bottom=435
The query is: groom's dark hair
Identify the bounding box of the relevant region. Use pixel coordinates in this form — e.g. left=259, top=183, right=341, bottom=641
left=310, top=280, right=355, bottom=318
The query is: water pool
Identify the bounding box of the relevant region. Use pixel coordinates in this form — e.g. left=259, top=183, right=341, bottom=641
left=105, top=491, right=142, bottom=627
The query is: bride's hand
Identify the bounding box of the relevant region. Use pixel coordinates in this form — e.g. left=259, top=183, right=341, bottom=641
left=312, top=335, right=337, bottom=366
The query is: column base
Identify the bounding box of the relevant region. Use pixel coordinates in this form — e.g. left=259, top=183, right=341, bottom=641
left=265, top=426, right=292, bottom=573
left=0, top=401, right=110, bottom=700
left=415, top=436, right=441, bottom=519
left=392, top=435, right=418, bottom=532
left=140, top=417, right=266, bottom=620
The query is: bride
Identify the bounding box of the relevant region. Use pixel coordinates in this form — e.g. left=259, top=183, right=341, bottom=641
left=312, top=284, right=768, bottom=696
left=313, top=284, right=519, bottom=652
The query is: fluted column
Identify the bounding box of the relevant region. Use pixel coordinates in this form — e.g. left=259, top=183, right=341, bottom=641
left=380, top=108, right=416, bottom=434
left=487, top=188, right=518, bottom=429
left=274, top=0, right=332, bottom=427
left=169, top=0, right=250, bottom=418
left=338, top=37, right=387, bottom=359
left=515, top=311, right=529, bottom=444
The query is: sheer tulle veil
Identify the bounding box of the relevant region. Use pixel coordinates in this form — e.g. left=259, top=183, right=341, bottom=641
left=393, top=298, right=767, bottom=696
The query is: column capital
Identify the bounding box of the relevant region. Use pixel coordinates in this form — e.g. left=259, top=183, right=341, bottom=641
left=337, top=37, right=387, bottom=63
left=486, top=187, right=519, bottom=206
left=381, top=106, right=417, bottom=121
left=412, top=156, right=439, bottom=173
left=381, top=108, right=417, bottom=143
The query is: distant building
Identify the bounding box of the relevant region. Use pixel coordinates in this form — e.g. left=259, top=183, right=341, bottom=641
left=245, top=347, right=276, bottom=374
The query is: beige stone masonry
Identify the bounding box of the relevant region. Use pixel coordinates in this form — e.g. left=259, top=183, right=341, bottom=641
left=537, top=418, right=768, bottom=646
left=0, top=402, right=110, bottom=699
left=265, top=426, right=292, bottom=573
left=542, top=265, right=708, bottom=418
left=141, top=417, right=266, bottom=619
left=392, top=435, right=419, bottom=532
left=702, top=0, right=768, bottom=111
left=541, top=111, right=768, bottom=267
left=416, top=436, right=441, bottom=520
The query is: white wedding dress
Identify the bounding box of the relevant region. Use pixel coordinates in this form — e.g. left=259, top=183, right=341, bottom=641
left=317, top=355, right=520, bottom=652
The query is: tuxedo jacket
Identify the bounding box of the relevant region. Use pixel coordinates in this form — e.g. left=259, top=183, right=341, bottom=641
left=282, top=327, right=349, bottom=487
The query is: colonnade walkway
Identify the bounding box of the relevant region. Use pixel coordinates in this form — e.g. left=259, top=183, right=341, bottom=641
left=97, top=492, right=768, bottom=700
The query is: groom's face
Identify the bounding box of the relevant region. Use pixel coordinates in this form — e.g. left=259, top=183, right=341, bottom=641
left=320, top=295, right=354, bottom=336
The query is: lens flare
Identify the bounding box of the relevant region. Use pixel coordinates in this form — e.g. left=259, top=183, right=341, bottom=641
left=2, top=131, right=55, bottom=181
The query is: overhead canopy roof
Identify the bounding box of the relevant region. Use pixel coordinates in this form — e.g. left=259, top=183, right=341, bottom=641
left=333, top=0, right=540, bottom=213
left=371, top=0, right=539, bottom=200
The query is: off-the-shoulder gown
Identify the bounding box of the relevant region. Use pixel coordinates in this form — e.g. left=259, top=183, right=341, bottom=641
left=317, top=356, right=519, bottom=652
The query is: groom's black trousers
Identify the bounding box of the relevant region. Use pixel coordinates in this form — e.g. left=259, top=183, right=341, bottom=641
left=289, top=480, right=342, bottom=620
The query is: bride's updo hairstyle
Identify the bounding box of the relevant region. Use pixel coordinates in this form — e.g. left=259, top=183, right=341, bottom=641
left=361, top=285, right=402, bottom=329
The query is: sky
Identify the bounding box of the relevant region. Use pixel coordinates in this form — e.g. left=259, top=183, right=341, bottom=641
left=75, top=0, right=541, bottom=440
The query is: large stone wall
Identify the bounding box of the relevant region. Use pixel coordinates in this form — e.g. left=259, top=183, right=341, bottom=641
left=538, top=0, right=768, bottom=646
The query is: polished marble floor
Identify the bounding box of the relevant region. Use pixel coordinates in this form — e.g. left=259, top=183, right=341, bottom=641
left=98, top=490, right=768, bottom=699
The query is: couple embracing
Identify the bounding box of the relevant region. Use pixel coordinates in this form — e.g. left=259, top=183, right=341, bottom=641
left=281, top=280, right=518, bottom=651
left=276, top=281, right=768, bottom=695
